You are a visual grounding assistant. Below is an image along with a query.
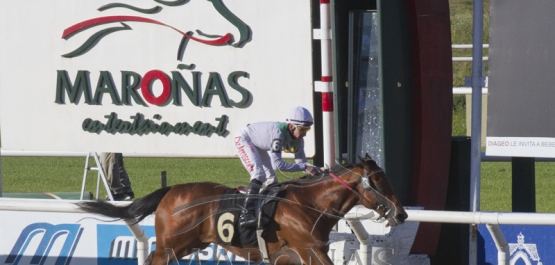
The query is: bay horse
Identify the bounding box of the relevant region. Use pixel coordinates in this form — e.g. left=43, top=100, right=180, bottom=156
left=77, top=154, right=407, bottom=265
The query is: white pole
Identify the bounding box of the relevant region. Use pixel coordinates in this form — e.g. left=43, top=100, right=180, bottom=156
left=125, top=219, right=149, bottom=265
left=347, top=219, right=372, bottom=265
left=314, top=0, right=336, bottom=167
left=486, top=224, right=509, bottom=265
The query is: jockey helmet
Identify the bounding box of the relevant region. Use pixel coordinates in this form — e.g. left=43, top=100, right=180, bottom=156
left=286, top=106, right=313, bottom=127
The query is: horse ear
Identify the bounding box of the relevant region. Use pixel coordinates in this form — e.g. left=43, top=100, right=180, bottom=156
left=365, top=153, right=372, bottom=160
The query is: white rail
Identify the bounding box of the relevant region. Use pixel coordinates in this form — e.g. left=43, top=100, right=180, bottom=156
left=452, top=44, right=489, bottom=95
left=345, top=205, right=555, bottom=265
left=453, top=87, right=488, bottom=95
left=1, top=199, right=551, bottom=265
left=453, top=56, right=489, bottom=62
left=0, top=149, right=206, bottom=158
left=452, top=44, right=489, bottom=49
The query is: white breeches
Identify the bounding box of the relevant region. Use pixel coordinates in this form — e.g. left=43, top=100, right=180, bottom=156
left=233, top=133, right=277, bottom=186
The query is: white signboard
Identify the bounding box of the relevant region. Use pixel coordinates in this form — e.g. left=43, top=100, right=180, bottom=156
left=0, top=0, right=314, bottom=156
left=486, top=137, right=555, bottom=158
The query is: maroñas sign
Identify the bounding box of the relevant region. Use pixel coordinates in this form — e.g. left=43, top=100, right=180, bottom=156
left=0, top=0, right=313, bottom=156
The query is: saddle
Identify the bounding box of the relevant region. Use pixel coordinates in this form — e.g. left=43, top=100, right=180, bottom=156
left=215, top=184, right=283, bottom=247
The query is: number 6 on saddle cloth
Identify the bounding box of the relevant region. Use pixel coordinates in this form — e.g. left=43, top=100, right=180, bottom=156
left=215, top=185, right=282, bottom=247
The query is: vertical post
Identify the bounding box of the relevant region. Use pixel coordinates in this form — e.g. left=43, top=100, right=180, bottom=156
left=161, top=171, right=167, bottom=188
left=469, top=0, right=484, bottom=264
left=0, top=147, right=3, bottom=197
left=124, top=219, right=148, bottom=265
left=511, top=157, right=535, bottom=212
left=314, top=0, right=336, bottom=167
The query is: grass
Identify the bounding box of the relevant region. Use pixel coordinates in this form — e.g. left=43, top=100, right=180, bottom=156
left=3, top=155, right=555, bottom=213
left=0, top=156, right=307, bottom=200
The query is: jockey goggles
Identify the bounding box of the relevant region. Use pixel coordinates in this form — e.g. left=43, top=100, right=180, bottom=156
left=296, top=125, right=311, bottom=133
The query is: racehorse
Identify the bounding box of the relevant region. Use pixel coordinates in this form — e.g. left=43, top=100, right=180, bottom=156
left=77, top=154, right=407, bottom=265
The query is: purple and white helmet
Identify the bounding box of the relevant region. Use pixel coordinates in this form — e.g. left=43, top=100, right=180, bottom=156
left=286, top=106, right=313, bottom=127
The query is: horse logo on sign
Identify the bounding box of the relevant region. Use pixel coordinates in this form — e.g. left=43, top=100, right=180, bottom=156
left=61, top=0, right=251, bottom=69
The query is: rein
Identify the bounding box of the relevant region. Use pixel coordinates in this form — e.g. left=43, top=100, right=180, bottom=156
left=328, top=172, right=353, bottom=190
left=328, top=169, right=383, bottom=191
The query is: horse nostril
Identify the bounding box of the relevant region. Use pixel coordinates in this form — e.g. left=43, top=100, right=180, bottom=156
left=397, top=212, right=408, bottom=221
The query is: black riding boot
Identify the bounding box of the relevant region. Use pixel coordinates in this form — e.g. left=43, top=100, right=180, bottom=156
left=239, top=179, right=262, bottom=228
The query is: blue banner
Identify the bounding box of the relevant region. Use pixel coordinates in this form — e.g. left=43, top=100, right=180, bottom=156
left=96, top=224, right=250, bottom=265
left=478, top=224, right=555, bottom=264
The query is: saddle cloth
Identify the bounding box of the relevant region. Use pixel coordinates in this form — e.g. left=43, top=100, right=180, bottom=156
left=215, top=186, right=281, bottom=247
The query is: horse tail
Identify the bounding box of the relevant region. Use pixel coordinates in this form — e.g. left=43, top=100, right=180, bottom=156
left=77, top=186, right=172, bottom=223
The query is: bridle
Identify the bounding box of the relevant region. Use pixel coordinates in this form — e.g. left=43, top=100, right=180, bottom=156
left=359, top=169, right=383, bottom=190
left=328, top=169, right=382, bottom=190
left=330, top=165, right=398, bottom=220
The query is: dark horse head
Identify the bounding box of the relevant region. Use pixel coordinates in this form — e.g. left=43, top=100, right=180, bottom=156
left=351, top=153, right=408, bottom=226
left=282, top=153, right=408, bottom=227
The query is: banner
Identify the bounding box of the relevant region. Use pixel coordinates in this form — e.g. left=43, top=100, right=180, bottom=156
left=0, top=0, right=314, bottom=156
left=486, top=0, right=555, bottom=158
left=478, top=224, right=554, bottom=264
left=0, top=205, right=358, bottom=265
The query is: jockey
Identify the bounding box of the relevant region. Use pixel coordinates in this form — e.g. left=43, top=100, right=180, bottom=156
left=233, top=106, right=324, bottom=228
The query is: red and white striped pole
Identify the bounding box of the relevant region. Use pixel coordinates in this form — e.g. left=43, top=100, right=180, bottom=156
left=314, top=0, right=336, bottom=167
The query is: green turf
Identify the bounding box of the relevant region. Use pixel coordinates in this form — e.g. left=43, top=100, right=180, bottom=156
left=2, top=155, right=555, bottom=213
left=0, top=156, right=307, bottom=200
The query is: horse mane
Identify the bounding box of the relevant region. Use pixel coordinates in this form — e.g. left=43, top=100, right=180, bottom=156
left=278, top=163, right=360, bottom=187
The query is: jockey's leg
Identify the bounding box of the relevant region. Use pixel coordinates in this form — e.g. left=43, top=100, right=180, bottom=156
left=239, top=178, right=263, bottom=228
left=260, top=150, right=277, bottom=186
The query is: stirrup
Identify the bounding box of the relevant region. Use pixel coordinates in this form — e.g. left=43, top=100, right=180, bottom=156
left=239, top=214, right=257, bottom=228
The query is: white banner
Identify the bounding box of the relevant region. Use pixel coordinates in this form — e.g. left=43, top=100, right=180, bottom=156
left=0, top=0, right=314, bottom=156
left=485, top=137, right=555, bottom=158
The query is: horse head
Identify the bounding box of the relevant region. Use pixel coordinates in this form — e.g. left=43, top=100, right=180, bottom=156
left=62, top=0, right=251, bottom=62
left=355, top=153, right=408, bottom=227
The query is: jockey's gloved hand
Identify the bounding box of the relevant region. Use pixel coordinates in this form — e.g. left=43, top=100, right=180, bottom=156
left=305, top=165, right=323, bottom=175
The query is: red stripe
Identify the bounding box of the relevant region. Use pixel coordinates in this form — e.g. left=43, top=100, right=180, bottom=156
left=321, top=76, right=333, bottom=82
left=322, top=92, right=334, bottom=112
left=329, top=173, right=352, bottom=190
left=62, top=16, right=231, bottom=46
left=320, top=0, right=330, bottom=3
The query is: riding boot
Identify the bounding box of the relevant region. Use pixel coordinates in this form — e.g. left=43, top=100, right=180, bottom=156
left=239, top=179, right=262, bottom=228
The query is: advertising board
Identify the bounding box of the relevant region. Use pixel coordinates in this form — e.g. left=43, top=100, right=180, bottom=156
left=478, top=224, right=555, bottom=264
left=0, top=0, right=314, bottom=156
left=486, top=0, right=555, bottom=158
left=0, top=208, right=358, bottom=265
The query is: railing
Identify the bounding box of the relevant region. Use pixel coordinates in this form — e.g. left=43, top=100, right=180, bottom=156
left=345, top=205, right=555, bottom=265
left=452, top=44, right=489, bottom=95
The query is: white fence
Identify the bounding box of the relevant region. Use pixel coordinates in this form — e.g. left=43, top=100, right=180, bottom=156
left=349, top=206, right=555, bottom=265
left=1, top=198, right=553, bottom=265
